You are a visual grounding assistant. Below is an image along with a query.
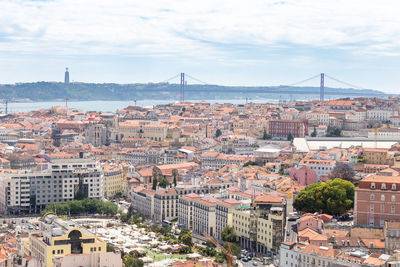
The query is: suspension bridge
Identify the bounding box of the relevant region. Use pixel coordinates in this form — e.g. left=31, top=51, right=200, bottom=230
left=160, top=72, right=369, bottom=103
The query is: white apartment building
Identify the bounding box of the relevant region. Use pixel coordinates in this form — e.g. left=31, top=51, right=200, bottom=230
left=299, top=159, right=335, bottom=179
left=346, top=109, right=367, bottom=123
left=153, top=188, right=179, bottom=223
left=279, top=242, right=378, bottom=267
left=178, top=193, right=200, bottom=230
left=306, top=110, right=329, bottom=126
left=367, top=108, right=392, bottom=122
left=0, top=159, right=103, bottom=214
left=192, top=196, right=218, bottom=237
left=131, top=188, right=155, bottom=219
left=367, top=128, right=400, bottom=140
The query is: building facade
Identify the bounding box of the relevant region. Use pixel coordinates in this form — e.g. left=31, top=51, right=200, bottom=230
left=354, top=173, right=400, bottom=227
left=30, top=214, right=106, bottom=267
left=0, top=159, right=103, bottom=214
left=268, top=120, right=308, bottom=138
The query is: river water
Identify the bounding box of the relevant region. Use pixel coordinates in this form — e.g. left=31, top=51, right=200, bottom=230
left=3, top=93, right=376, bottom=113
left=4, top=99, right=279, bottom=113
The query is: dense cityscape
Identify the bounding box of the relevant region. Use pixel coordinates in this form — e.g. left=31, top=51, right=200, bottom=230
left=1, top=76, right=400, bottom=266
left=2, top=0, right=400, bottom=266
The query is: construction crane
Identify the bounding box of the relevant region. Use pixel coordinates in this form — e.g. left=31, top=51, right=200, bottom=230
left=203, top=232, right=234, bottom=267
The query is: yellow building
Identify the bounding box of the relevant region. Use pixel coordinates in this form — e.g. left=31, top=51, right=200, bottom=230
left=103, top=163, right=124, bottom=198
left=119, top=120, right=168, bottom=141
left=29, top=214, right=106, bottom=267
left=364, top=148, right=389, bottom=165
left=231, top=194, right=286, bottom=256
left=232, top=206, right=251, bottom=248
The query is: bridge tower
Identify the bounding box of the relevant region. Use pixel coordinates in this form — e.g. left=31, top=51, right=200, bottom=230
left=320, top=73, right=325, bottom=102
left=180, top=73, right=185, bottom=102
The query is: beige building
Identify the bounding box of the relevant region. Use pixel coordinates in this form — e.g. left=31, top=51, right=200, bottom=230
left=84, top=123, right=107, bottom=147
left=119, top=120, right=168, bottom=142
left=364, top=148, right=389, bottom=165
left=384, top=221, right=400, bottom=254
left=103, top=163, right=124, bottom=198
left=215, top=199, right=241, bottom=240
left=232, top=206, right=251, bottom=248
left=232, top=194, right=286, bottom=256
left=29, top=214, right=107, bottom=267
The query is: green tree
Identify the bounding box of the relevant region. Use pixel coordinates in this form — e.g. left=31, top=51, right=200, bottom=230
left=216, top=129, right=222, bottom=138
left=243, top=161, right=257, bottom=167
left=293, top=178, right=354, bottom=215
left=179, top=228, right=193, bottom=247
left=329, top=164, right=355, bottom=181
left=278, top=165, right=286, bottom=175
left=287, top=132, right=294, bottom=141
left=311, top=127, right=317, bottom=137
left=172, top=169, right=178, bottom=187
left=41, top=198, right=118, bottom=216
left=152, top=168, right=158, bottom=190
left=114, top=191, right=123, bottom=199
left=124, top=257, right=144, bottom=267
left=215, top=252, right=225, bottom=263
left=205, top=240, right=216, bottom=248
left=262, top=128, right=272, bottom=140
left=224, top=242, right=241, bottom=257
left=221, top=226, right=237, bottom=243
left=158, top=178, right=170, bottom=188
left=106, top=243, right=115, bottom=252
left=326, top=127, right=342, bottom=137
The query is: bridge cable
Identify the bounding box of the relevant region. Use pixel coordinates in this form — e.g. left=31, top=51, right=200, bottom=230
left=185, top=74, right=208, bottom=85
left=324, top=74, right=366, bottom=90
left=160, top=74, right=180, bottom=83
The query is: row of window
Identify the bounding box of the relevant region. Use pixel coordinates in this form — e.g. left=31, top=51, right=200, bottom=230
left=370, top=194, right=396, bottom=201
left=370, top=183, right=397, bottom=190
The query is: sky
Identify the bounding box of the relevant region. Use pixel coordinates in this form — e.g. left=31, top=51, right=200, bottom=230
left=1, top=0, right=400, bottom=93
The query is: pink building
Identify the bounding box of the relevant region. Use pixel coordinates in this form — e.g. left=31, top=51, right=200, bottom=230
left=298, top=214, right=324, bottom=232
left=290, top=166, right=317, bottom=186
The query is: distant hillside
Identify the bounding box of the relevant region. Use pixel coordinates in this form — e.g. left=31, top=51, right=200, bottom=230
left=0, top=82, right=387, bottom=102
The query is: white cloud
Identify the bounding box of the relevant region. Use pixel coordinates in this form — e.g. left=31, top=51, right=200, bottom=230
left=1, top=0, right=400, bottom=60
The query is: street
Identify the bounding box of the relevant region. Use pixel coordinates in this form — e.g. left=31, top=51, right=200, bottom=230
left=2, top=217, right=39, bottom=233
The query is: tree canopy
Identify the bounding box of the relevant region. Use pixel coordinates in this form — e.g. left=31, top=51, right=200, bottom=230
left=287, top=133, right=294, bottom=141
left=329, top=163, right=355, bottom=181
left=152, top=168, right=158, bottom=190
left=293, top=178, right=354, bottom=215
left=243, top=161, right=257, bottom=167
left=179, top=228, right=193, bottom=247
left=41, top=198, right=118, bottom=216
left=326, top=127, right=342, bottom=137
left=172, top=169, right=178, bottom=187
left=158, top=178, right=170, bottom=188
left=216, top=129, right=222, bottom=138
left=311, top=127, right=317, bottom=137
left=221, top=226, right=238, bottom=243
left=263, top=128, right=272, bottom=140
